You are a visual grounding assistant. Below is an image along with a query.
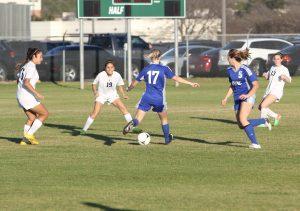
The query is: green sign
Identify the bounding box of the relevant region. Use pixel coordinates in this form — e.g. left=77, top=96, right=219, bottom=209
left=77, top=0, right=186, bottom=18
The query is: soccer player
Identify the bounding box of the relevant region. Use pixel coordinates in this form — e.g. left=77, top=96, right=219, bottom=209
left=17, top=48, right=49, bottom=145
left=82, top=60, right=136, bottom=133
left=221, top=49, right=271, bottom=149
left=123, top=49, right=199, bottom=144
left=259, top=53, right=292, bottom=127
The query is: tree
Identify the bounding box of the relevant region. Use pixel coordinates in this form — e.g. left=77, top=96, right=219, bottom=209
left=178, top=0, right=221, bottom=41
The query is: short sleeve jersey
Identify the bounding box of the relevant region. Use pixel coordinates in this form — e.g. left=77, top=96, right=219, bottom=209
left=227, top=65, right=257, bottom=100
left=136, top=63, right=175, bottom=99
left=93, top=71, right=124, bottom=96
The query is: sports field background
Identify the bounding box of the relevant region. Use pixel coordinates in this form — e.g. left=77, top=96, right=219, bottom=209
left=0, top=78, right=299, bottom=210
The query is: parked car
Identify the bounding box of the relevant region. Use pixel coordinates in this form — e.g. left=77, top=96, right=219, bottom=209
left=88, top=33, right=151, bottom=58
left=7, top=40, right=73, bottom=62
left=218, top=38, right=293, bottom=76
left=0, top=40, right=17, bottom=81
left=186, top=48, right=221, bottom=77
left=267, top=45, right=300, bottom=76
left=39, top=45, right=145, bottom=81
left=158, top=45, right=214, bottom=76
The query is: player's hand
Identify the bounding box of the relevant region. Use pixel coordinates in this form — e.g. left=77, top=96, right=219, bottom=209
left=221, top=98, right=227, bottom=106
left=123, top=95, right=129, bottom=100
left=239, top=94, right=249, bottom=100
left=94, top=93, right=99, bottom=98
left=36, top=93, right=44, bottom=100
left=263, top=72, right=268, bottom=79
left=191, top=83, right=200, bottom=88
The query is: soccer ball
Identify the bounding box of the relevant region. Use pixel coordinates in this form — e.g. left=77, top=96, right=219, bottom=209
left=137, top=132, right=151, bottom=145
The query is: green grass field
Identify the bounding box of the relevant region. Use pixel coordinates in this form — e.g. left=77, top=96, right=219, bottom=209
left=0, top=78, right=299, bottom=210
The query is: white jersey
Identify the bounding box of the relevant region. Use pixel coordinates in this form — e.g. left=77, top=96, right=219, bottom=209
left=93, top=71, right=124, bottom=96
left=16, top=61, right=40, bottom=110
left=264, top=65, right=291, bottom=100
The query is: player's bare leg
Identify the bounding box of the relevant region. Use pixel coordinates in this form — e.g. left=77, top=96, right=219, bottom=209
left=82, top=102, right=103, bottom=133
left=259, top=94, right=278, bottom=127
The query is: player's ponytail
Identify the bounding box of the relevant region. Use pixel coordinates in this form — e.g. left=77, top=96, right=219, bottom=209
left=228, top=48, right=250, bottom=62
left=16, top=48, right=42, bottom=73
left=147, top=49, right=161, bottom=62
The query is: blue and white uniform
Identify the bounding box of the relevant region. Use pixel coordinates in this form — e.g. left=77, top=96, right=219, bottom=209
left=227, top=65, right=257, bottom=111
left=136, top=63, right=175, bottom=113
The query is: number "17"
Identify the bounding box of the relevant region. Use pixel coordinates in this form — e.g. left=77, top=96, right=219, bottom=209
left=147, top=71, right=159, bottom=85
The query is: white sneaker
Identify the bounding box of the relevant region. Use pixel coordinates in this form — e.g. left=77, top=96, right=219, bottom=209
left=249, top=144, right=261, bottom=149
left=265, top=119, right=272, bottom=131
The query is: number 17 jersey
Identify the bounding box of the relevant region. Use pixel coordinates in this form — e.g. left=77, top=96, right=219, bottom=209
left=136, top=63, right=175, bottom=101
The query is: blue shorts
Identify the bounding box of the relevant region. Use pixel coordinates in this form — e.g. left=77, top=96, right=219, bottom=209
left=137, top=97, right=166, bottom=113
left=234, top=95, right=256, bottom=111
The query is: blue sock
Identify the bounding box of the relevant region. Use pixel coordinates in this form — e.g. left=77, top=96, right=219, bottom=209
left=249, top=118, right=266, bottom=127
left=244, top=124, right=259, bottom=145
left=162, top=124, right=170, bottom=144
left=133, top=119, right=139, bottom=127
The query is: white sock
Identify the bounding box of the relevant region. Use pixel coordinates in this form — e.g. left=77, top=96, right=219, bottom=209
left=27, top=119, right=43, bottom=135
left=83, top=116, right=94, bottom=131
left=260, top=108, right=268, bottom=119
left=265, top=108, right=278, bottom=119
left=24, top=124, right=31, bottom=133
left=124, top=113, right=133, bottom=123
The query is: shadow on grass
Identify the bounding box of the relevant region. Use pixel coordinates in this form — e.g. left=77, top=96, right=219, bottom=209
left=190, top=117, right=237, bottom=125
left=0, top=136, right=22, bottom=144
left=107, top=130, right=246, bottom=148
left=81, top=202, right=136, bottom=211
left=44, top=123, right=132, bottom=146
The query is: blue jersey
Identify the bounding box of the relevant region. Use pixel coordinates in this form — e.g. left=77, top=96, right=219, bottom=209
left=136, top=63, right=175, bottom=100
left=227, top=65, right=257, bottom=100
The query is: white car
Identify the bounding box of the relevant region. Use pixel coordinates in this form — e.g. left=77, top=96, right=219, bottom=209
left=218, top=38, right=293, bottom=75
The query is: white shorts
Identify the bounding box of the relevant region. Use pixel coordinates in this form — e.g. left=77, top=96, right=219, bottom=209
left=263, top=91, right=283, bottom=102
left=17, top=95, right=40, bottom=110
left=95, top=94, right=119, bottom=105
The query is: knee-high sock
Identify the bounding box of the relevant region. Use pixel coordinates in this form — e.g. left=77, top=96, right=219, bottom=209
left=162, top=124, right=170, bottom=144
left=248, top=118, right=266, bottom=127
left=244, top=124, right=259, bottom=145
left=24, top=124, right=31, bottom=133
left=27, top=119, right=43, bottom=135
left=265, top=108, right=278, bottom=118
left=124, top=113, right=133, bottom=123
left=261, top=108, right=268, bottom=119
left=83, top=116, right=94, bottom=131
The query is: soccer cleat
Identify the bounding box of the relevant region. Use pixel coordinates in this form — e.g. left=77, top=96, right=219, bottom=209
left=79, top=129, right=87, bottom=135
left=165, top=133, right=174, bottom=145
left=249, top=143, right=261, bottom=149
left=123, top=120, right=134, bottom=135
left=274, top=114, right=281, bottom=126
left=24, top=133, right=39, bottom=145
left=19, top=140, right=28, bottom=145
left=257, top=124, right=266, bottom=128
left=265, top=119, right=272, bottom=131
left=132, top=127, right=143, bottom=134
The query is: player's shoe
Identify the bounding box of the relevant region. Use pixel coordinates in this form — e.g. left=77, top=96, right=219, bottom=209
left=123, top=120, right=134, bottom=135
left=274, top=114, right=281, bottom=126
left=249, top=143, right=261, bottom=149
left=265, top=119, right=272, bottom=131
left=79, top=129, right=87, bottom=135
left=24, top=133, right=39, bottom=145
left=257, top=124, right=266, bottom=127
left=165, top=133, right=174, bottom=145
left=132, top=127, right=142, bottom=134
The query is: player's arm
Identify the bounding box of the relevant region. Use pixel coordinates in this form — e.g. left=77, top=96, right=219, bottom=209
left=263, top=71, right=269, bottom=80
left=172, top=76, right=199, bottom=87
left=23, top=79, right=44, bottom=100
left=239, top=81, right=259, bottom=100
left=221, top=86, right=233, bottom=106
left=279, top=74, right=291, bottom=83
left=92, top=83, right=98, bottom=98
left=118, top=85, right=128, bottom=99
left=127, top=80, right=139, bottom=92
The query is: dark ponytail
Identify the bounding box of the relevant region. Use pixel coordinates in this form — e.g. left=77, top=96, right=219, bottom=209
left=16, top=48, right=41, bottom=72
left=228, top=48, right=251, bottom=62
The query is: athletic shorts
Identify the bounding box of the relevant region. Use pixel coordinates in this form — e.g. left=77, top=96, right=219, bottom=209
left=263, top=91, right=283, bottom=102
left=17, top=95, right=40, bottom=110
left=234, top=95, right=256, bottom=111
left=95, top=94, right=119, bottom=105
left=137, top=97, right=167, bottom=113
